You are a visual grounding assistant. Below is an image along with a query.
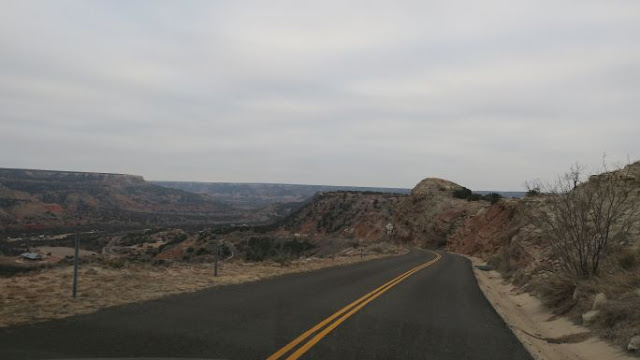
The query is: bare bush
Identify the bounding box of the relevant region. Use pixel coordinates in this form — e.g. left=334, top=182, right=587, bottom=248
left=532, top=274, right=577, bottom=314
left=527, top=160, right=640, bottom=280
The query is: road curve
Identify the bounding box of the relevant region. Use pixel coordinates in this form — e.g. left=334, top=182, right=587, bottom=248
left=0, top=249, right=532, bottom=360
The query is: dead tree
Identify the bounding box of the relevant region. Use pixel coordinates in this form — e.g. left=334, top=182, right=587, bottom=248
left=526, top=161, right=639, bottom=280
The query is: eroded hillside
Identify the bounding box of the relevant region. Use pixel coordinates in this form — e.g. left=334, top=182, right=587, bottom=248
left=275, top=191, right=405, bottom=242
left=393, top=178, right=490, bottom=247
left=152, top=181, right=410, bottom=209
left=0, top=168, right=254, bottom=232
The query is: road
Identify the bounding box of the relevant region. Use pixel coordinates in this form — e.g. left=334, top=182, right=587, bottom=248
left=0, top=249, right=533, bottom=360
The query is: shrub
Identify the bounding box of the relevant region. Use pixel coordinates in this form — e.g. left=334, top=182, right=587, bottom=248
left=453, top=188, right=502, bottom=203
left=242, top=237, right=315, bottom=262
left=526, top=188, right=541, bottom=197
left=453, top=187, right=473, bottom=199
left=105, top=257, right=127, bottom=269
left=196, top=247, right=211, bottom=256
left=484, top=192, right=503, bottom=204
left=273, top=249, right=291, bottom=267
left=526, top=161, right=640, bottom=280
left=151, top=259, right=168, bottom=266
left=533, top=274, right=576, bottom=314
left=371, top=244, right=384, bottom=254
left=245, top=237, right=274, bottom=261
left=615, top=248, right=639, bottom=271
left=488, top=254, right=509, bottom=273
left=595, top=294, right=640, bottom=347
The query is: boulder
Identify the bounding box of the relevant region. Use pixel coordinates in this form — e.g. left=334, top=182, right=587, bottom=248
left=592, top=292, right=607, bottom=310
left=572, top=287, right=581, bottom=301
left=628, top=335, right=640, bottom=352
left=582, top=310, right=600, bottom=324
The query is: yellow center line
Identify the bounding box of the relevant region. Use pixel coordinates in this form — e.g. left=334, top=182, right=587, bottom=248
left=266, top=250, right=442, bottom=360
left=265, top=258, right=427, bottom=360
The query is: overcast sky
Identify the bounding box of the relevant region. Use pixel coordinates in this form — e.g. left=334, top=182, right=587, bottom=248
left=1, top=1, right=639, bottom=190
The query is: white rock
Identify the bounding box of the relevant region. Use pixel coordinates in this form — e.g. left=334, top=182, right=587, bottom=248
left=628, top=335, right=640, bottom=352
left=592, top=292, right=607, bottom=310
left=582, top=310, right=600, bottom=324
left=572, top=287, right=580, bottom=301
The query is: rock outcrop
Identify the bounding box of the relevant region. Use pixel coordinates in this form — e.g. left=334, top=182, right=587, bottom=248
left=393, top=178, right=487, bottom=247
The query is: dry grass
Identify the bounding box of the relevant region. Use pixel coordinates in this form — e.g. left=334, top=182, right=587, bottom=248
left=0, top=252, right=398, bottom=327
left=524, top=245, right=640, bottom=352
left=580, top=263, right=640, bottom=350
left=531, top=274, right=577, bottom=314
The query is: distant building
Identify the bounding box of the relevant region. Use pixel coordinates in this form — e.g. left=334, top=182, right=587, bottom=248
left=19, top=252, right=43, bottom=261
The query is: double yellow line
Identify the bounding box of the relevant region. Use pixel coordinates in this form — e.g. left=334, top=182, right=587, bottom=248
left=266, top=250, right=442, bottom=360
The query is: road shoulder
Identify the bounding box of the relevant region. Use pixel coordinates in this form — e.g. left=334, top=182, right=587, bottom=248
left=462, top=254, right=634, bottom=360
left=0, top=250, right=405, bottom=328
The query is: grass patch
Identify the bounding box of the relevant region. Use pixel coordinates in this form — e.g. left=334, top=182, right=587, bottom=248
left=0, top=252, right=394, bottom=328
left=531, top=274, right=577, bottom=315
left=593, top=294, right=640, bottom=349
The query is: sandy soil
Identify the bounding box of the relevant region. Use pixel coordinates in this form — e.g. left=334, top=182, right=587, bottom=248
left=0, top=252, right=398, bottom=328
left=36, top=246, right=97, bottom=258
left=466, top=254, right=634, bottom=360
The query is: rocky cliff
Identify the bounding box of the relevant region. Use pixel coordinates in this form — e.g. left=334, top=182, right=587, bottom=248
left=0, top=168, right=253, bottom=232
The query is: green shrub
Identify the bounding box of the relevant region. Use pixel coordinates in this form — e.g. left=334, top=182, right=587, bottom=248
left=453, top=187, right=473, bottom=199
left=452, top=188, right=502, bottom=203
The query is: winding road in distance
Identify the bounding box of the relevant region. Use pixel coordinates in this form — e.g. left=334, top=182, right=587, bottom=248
left=0, top=249, right=532, bottom=360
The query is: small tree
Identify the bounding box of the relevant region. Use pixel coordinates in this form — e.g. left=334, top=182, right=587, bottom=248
left=526, top=160, right=639, bottom=280
left=273, top=239, right=291, bottom=267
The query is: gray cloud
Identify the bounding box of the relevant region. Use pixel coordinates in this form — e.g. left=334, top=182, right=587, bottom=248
left=1, top=0, right=639, bottom=189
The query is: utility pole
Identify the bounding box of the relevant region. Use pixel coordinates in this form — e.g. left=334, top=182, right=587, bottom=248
left=331, top=239, right=336, bottom=261
left=72, top=235, right=79, bottom=298
left=214, top=241, right=219, bottom=277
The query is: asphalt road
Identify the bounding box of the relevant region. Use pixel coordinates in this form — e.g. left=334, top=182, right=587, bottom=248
left=0, top=250, right=533, bottom=360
